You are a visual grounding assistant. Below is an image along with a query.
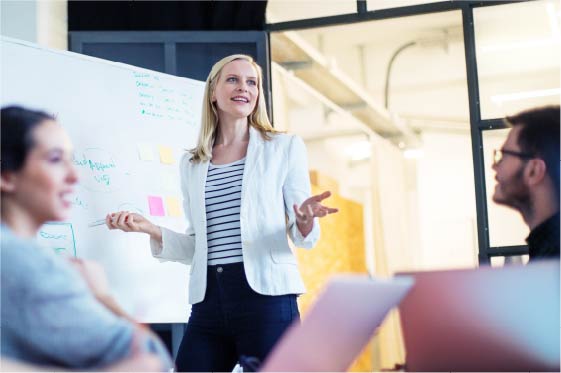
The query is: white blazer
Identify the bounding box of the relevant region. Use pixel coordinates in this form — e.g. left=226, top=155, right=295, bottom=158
left=150, top=126, right=320, bottom=304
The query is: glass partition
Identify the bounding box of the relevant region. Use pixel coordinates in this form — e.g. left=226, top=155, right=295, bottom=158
left=490, top=255, right=530, bottom=267
left=367, top=0, right=443, bottom=12
left=266, top=0, right=356, bottom=23
left=482, top=128, right=529, bottom=247
left=474, top=0, right=561, bottom=119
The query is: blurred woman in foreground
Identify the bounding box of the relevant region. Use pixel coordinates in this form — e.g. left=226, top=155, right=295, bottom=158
left=0, top=106, right=173, bottom=371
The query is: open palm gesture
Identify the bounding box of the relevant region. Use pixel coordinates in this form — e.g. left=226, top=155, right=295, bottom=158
left=293, top=190, right=338, bottom=237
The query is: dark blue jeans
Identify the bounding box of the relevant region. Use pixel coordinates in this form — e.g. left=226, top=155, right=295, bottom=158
left=175, top=262, right=300, bottom=372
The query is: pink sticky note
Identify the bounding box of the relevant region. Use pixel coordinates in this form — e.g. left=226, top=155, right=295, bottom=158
left=148, top=196, right=165, bottom=216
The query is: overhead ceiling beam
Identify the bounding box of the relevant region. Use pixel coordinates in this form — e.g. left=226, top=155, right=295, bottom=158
left=278, top=60, right=313, bottom=70
left=300, top=129, right=368, bottom=142
left=271, top=31, right=421, bottom=148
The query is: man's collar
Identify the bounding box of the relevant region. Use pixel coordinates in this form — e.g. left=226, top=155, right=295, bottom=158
left=526, top=211, right=560, bottom=258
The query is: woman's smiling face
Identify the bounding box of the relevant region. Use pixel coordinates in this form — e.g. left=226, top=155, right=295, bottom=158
left=5, top=120, right=78, bottom=224
left=212, top=59, right=259, bottom=121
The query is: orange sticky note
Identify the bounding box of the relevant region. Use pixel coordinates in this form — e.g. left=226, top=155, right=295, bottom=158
left=165, top=196, right=182, bottom=217
left=159, top=146, right=175, bottom=164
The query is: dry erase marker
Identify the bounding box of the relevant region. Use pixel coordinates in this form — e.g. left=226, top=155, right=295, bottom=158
left=88, top=218, right=107, bottom=227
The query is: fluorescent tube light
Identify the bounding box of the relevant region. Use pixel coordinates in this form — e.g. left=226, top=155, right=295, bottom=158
left=403, top=148, right=424, bottom=159
left=491, top=88, right=560, bottom=104
left=344, top=140, right=371, bottom=161
left=479, top=38, right=559, bottom=53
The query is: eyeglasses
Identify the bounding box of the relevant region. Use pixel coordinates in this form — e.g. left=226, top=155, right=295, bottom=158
left=493, top=149, right=534, bottom=165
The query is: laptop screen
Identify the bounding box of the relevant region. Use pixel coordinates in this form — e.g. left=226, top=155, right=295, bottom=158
left=397, top=260, right=560, bottom=372
left=261, top=275, right=413, bottom=372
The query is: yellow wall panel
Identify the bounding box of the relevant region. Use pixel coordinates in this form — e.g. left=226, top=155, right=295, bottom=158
left=295, top=181, right=371, bottom=371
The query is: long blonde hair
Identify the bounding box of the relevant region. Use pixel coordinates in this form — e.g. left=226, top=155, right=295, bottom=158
left=190, top=54, right=279, bottom=163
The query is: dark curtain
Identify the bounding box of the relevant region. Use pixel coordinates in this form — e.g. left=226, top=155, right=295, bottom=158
left=68, top=1, right=268, bottom=31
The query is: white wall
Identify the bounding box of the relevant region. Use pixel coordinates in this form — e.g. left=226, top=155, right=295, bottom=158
left=1, top=0, right=37, bottom=43
left=416, top=130, right=479, bottom=269
left=1, top=0, right=67, bottom=50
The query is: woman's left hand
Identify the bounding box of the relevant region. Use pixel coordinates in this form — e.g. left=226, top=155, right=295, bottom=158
left=293, top=190, right=339, bottom=237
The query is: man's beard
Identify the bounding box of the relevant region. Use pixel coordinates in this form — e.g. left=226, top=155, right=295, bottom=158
left=493, top=165, right=531, bottom=213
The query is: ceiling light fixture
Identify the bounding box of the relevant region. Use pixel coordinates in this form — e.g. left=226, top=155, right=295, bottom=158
left=491, top=88, right=560, bottom=104
left=344, top=140, right=371, bottom=161
left=403, top=148, right=424, bottom=159
left=479, top=38, right=559, bottom=53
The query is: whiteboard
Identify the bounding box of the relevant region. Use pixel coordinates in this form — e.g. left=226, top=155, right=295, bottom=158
left=1, top=37, right=205, bottom=323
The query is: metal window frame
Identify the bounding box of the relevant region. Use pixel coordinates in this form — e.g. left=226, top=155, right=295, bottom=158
left=266, top=0, right=531, bottom=265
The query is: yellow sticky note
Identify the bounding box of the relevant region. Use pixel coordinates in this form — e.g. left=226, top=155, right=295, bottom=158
left=165, top=196, right=182, bottom=217
left=159, top=146, right=175, bottom=164
left=138, top=143, right=154, bottom=161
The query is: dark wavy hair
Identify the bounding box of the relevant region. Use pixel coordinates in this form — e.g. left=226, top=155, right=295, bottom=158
left=1, top=106, right=55, bottom=173
left=505, top=105, right=560, bottom=196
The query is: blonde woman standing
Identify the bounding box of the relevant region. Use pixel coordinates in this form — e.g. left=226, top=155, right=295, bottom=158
left=108, top=54, right=337, bottom=371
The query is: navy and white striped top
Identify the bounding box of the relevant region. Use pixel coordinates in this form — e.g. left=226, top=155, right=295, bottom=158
left=205, top=158, right=245, bottom=265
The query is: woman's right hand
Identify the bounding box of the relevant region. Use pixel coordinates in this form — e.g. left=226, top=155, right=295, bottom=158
left=106, top=211, right=161, bottom=242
